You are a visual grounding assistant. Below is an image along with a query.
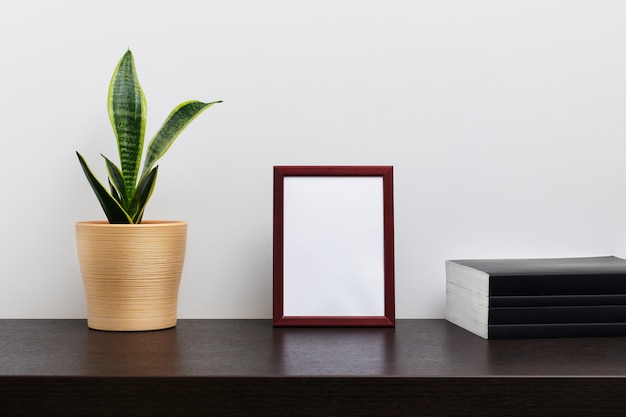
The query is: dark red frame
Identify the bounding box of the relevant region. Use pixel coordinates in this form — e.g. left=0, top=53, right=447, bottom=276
left=273, top=166, right=395, bottom=327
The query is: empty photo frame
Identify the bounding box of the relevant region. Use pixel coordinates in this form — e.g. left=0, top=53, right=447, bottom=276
left=273, top=166, right=395, bottom=327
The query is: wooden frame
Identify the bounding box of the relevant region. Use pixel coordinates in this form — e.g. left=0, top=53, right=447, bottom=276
left=273, top=166, right=395, bottom=327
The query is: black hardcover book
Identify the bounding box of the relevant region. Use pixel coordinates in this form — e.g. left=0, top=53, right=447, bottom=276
left=446, top=256, right=626, bottom=339
left=490, top=294, right=626, bottom=307
left=488, top=322, right=626, bottom=339
left=489, top=305, right=626, bottom=325
left=446, top=256, right=626, bottom=297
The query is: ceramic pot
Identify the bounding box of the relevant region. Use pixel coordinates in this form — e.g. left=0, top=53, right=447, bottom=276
left=75, top=220, right=187, bottom=331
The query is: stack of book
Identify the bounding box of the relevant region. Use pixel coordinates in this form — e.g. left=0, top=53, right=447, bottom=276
left=445, top=256, right=626, bottom=339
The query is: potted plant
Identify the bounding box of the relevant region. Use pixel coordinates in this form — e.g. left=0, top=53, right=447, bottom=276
left=75, top=50, right=221, bottom=331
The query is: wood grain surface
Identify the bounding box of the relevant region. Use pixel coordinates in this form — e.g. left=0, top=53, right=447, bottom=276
left=1, top=319, right=626, bottom=416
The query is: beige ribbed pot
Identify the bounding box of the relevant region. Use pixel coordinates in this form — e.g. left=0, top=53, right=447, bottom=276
left=76, top=220, right=187, bottom=331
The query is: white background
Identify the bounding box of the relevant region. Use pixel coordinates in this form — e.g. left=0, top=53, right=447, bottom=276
left=1, top=1, right=625, bottom=319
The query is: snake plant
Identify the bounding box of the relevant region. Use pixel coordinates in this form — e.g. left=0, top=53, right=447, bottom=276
left=77, top=50, right=221, bottom=223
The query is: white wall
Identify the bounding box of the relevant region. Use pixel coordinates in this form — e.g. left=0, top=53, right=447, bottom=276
left=1, top=0, right=625, bottom=319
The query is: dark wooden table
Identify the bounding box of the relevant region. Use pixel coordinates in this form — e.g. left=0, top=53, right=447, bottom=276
left=1, top=319, right=626, bottom=416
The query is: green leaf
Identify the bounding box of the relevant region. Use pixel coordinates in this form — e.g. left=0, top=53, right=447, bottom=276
left=108, top=49, right=146, bottom=201
left=108, top=178, right=122, bottom=205
left=129, top=166, right=159, bottom=223
left=142, top=100, right=222, bottom=174
left=79, top=50, right=221, bottom=224
left=102, top=155, right=127, bottom=208
left=76, top=152, right=133, bottom=224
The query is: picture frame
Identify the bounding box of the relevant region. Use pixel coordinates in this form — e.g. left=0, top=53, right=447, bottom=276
left=273, top=166, right=395, bottom=327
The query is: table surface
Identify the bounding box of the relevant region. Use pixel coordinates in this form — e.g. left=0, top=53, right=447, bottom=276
left=2, top=318, right=626, bottom=378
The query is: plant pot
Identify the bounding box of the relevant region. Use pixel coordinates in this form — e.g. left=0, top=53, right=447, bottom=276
left=75, top=220, right=187, bottom=331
